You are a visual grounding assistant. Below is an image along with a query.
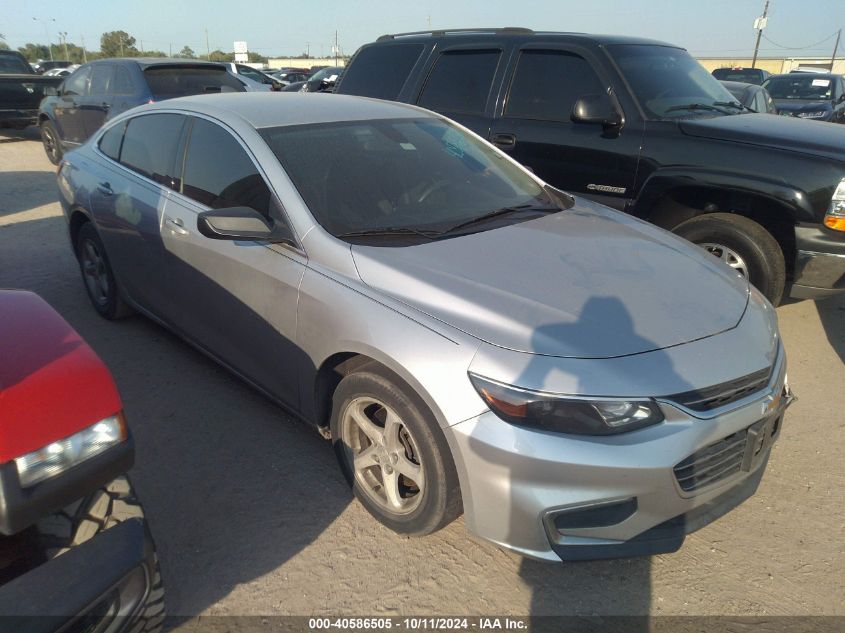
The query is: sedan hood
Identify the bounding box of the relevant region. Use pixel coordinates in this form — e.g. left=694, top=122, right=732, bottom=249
left=679, top=112, right=845, bottom=160
left=351, top=202, right=749, bottom=359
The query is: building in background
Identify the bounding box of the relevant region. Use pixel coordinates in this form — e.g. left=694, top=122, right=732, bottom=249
left=698, top=56, right=845, bottom=75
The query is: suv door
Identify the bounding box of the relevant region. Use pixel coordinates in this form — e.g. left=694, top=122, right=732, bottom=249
left=160, top=116, right=305, bottom=407
left=79, top=63, right=115, bottom=139
left=489, top=45, right=643, bottom=210
left=414, top=47, right=506, bottom=140
left=52, top=66, right=91, bottom=145
left=89, top=113, right=187, bottom=312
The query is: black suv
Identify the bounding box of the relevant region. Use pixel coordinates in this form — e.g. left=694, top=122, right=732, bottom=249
left=336, top=28, right=845, bottom=305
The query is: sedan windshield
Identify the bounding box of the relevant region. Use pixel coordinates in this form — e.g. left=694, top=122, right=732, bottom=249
left=609, top=45, right=740, bottom=119
left=764, top=75, right=834, bottom=100
left=261, top=118, right=561, bottom=241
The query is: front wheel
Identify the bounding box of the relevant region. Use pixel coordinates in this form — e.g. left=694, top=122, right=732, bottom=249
left=40, top=120, right=63, bottom=165
left=331, top=369, right=462, bottom=536
left=672, top=213, right=786, bottom=306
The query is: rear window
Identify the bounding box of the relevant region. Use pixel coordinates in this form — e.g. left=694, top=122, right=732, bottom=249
left=143, top=66, right=246, bottom=98
left=712, top=68, right=763, bottom=84
left=417, top=50, right=500, bottom=115
left=0, top=53, right=32, bottom=74
left=339, top=43, right=424, bottom=100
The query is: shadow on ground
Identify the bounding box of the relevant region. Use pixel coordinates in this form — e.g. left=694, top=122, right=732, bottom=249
left=0, top=171, right=60, bottom=217
left=815, top=295, right=845, bottom=364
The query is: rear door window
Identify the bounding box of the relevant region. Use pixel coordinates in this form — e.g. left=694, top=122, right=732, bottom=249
left=505, top=50, right=605, bottom=121
left=112, top=65, right=135, bottom=95
left=417, top=50, right=500, bottom=114
left=142, top=66, right=246, bottom=99
left=89, top=64, right=114, bottom=96
left=181, top=117, right=272, bottom=216
left=339, top=43, right=424, bottom=100
left=119, top=114, right=186, bottom=189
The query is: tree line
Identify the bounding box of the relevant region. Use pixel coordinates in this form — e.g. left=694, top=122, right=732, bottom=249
left=5, top=31, right=268, bottom=64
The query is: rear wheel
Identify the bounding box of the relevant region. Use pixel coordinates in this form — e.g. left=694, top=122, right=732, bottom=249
left=40, top=120, right=63, bottom=165
left=76, top=222, right=134, bottom=319
left=331, top=369, right=462, bottom=536
left=672, top=213, right=786, bottom=305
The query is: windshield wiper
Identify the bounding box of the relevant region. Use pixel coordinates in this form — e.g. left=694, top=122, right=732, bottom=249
left=713, top=100, right=752, bottom=113
left=664, top=102, right=736, bottom=115
left=336, top=226, right=443, bottom=240
left=439, top=203, right=559, bottom=236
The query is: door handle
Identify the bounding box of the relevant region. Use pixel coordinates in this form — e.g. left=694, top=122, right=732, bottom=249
left=97, top=182, right=112, bottom=196
left=165, top=216, right=188, bottom=235
left=101, top=102, right=111, bottom=111
left=491, top=133, right=517, bottom=149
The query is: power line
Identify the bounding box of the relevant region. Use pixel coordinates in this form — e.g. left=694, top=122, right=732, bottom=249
left=761, top=30, right=839, bottom=51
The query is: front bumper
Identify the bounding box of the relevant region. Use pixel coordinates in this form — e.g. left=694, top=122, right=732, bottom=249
left=0, top=518, right=155, bottom=633
left=790, top=225, right=845, bottom=299
left=445, top=356, right=790, bottom=562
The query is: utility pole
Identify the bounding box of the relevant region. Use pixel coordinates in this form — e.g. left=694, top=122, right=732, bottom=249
left=169, top=43, right=172, bottom=57
left=205, top=28, right=210, bottom=60
left=59, top=32, right=68, bottom=60
left=32, top=17, right=56, bottom=61
left=81, top=35, right=87, bottom=62
left=751, top=0, right=769, bottom=69
left=306, top=41, right=310, bottom=57
left=831, top=28, right=841, bottom=72
left=334, top=30, right=338, bottom=66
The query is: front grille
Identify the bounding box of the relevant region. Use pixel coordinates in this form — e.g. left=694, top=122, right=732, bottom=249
left=673, top=419, right=767, bottom=492
left=666, top=367, right=771, bottom=413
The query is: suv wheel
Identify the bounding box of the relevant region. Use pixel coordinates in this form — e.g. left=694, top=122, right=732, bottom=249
left=672, top=213, right=786, bottom=305
left=36, top=477, right=165, bottom=633
left=40, top=120, right=63, bottom=165
left=76, top=222, right=134, bottom=319
left=331, top=369, right=462, bottom=536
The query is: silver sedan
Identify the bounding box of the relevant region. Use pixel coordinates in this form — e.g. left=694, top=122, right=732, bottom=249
left=57, top=93, right=792, bottom=561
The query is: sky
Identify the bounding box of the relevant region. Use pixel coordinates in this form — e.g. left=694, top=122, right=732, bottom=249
left=3, top=0, right=844, bottom=60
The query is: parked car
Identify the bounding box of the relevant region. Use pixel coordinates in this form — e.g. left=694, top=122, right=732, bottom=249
left=282, top=66, right=342, bottom=92
left=221, top=62, right=283, bottom=91
left=37, top=58, right=246, bottom=165
left=31, top=60, right=73, bottom=75
left=720, top=80, right=777, bottom=113
left=336, top=28, right=845, bottom=305
left=0, top=289, right=164, bottom=629
left=270, top=70, right=310, bottom=85
left=0, top=50, right=62, bottom=129
left=711, top=66, right=770, bottom=85
left=57, top=92, right=793, bottom=561
left=789, top=67, right=830, bottom=74
left=762, top=73, right=845, bottom=123
left=43, top=64, right=80, bottom=78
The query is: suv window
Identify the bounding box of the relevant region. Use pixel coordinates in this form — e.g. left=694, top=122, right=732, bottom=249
left=63, top=66, right=91, bottom=96
left=182, top=118, right=272, bottom=216
left=142, top=66, right=246, bottom=99
left=506, top=50, right=605, bottom=121
left=119, top=114, right=186, bottom=188
left=417, top=50, right=500, bottom=114
left=112, top=65, right=135, bottom=95
left=89, top=64, right=113, bottom=95
left=340, top=43, right=424, bottom=100
left=98, top=122, right=125, bottom=161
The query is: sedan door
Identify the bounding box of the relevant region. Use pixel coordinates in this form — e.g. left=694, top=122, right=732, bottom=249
left=159, top=116, right=306, bottom=407
left=52, top=66, right=91, bottom=145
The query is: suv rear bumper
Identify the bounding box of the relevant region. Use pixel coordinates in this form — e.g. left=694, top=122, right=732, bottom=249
left=790, top=225, right=845, bottom=299
left=0, top=109, right=38, bottom=128
left=0, top=518, right=155, bottom=632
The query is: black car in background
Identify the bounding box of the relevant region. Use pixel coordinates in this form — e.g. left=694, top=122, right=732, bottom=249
left=281, top=66, right=343, bottom=92
left=720, top=80, right=777, bottom=113
left=38, top=58, right=246, bottom=164
left=336, top=28, right=845, bottom=305
left=711, top=67, right=771, bottom=85
left=762, top=73, right=845, bottom=123
left=32, top=60, right=73, bottom=74
left=0, top=51, right=62, bottom=129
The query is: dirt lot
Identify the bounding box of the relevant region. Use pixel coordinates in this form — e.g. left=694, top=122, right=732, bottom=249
left=1, top=129, right=843, bottom=618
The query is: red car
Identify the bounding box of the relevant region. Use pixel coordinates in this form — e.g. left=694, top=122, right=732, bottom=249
left=0, top=290, right=164, bottom=630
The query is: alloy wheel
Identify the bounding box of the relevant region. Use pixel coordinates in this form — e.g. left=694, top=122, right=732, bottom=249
left=80, top=238, right=110, bottom=306
left=699, top=242, right=749, bottom=277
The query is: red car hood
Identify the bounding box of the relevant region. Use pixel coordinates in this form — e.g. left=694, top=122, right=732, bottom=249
left=0, top=290, right=122, bottom=463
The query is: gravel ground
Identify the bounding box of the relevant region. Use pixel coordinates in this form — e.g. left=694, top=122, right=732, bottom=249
left=1, top=128, right=843, bottom=618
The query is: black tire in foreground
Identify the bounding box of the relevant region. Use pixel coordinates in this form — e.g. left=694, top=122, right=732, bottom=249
left=36, top=476, right=165, bottom=633
left=40, top=120, right=63, bottom=165
left=76, top=222, right=134, bottom=320
left=331, top=368, right=462, bottom=536
left=672, top=212, right=786, bottom=306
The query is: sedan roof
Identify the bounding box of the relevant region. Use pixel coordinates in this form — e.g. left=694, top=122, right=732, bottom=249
left=143, top=92, right=432, bottom=128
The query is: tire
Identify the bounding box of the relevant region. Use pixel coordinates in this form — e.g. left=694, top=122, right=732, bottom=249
left=40, top=120, right=63, bottom=165
left=330, top=369, right=462, bottom=536
left=76, top=222, right=134, bottom=319
left=672, top=213, right=786, bottom=306
left=36, top=477, right=165, bottom=633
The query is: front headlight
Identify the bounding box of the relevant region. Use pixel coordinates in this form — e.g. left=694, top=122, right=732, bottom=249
left=469, top=374, right=664, bottom=435
left=796, top=110, right=829, bottom=119
left=14, top=413, right=127, bottom=488
left=825, top=178, right=845, bottom=231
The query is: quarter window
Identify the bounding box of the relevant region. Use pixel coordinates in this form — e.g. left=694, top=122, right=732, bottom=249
left=417, top=50, right=500, bottom=115
left=182, top=118, right=272, bottom=216
left=62, top=66, right=91, bottom=97
left=506, top=50, right=605, bottom=121
left=98, top=122, right=125, bottom=161
left=112, top=66, right=135, bottom=95
left=119, top=114, right=186, bottom=189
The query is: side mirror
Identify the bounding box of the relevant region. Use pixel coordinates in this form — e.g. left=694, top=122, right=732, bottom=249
left=571, top=93, right=623, bottom=129
left=197, top=207, right=294, bottom=244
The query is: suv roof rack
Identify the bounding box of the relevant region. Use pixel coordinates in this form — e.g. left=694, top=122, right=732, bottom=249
left=376, top=27, right=534, bottom=42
